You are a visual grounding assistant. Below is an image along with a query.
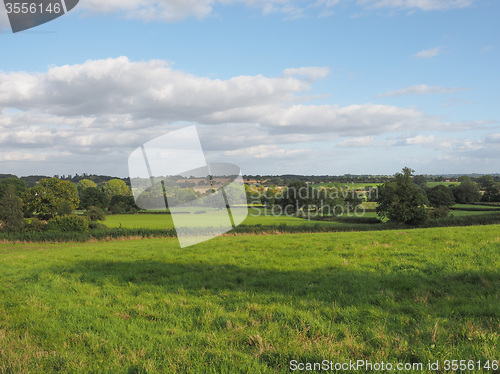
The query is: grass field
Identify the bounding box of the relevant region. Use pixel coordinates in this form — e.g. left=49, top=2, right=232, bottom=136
left=453, top=204, right=500, bottom=210
left=312, top=182, right=461, bottom=190
left=0, top=225, right=499, bottom=373
left=101, top=205, right=494, bottom=230
left=102, top=208, right=342, bottom=229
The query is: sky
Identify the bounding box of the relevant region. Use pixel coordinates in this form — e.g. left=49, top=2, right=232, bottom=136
left=0, top=0, right=499, bottom=177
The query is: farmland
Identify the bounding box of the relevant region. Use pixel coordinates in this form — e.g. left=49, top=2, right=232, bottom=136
left=0, top=225, right=499, bottom=373
left=100, top=204, right=499, bottom=230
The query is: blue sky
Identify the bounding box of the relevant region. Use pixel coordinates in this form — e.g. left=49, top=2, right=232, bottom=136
left=0, top=0, right=499, bottom=177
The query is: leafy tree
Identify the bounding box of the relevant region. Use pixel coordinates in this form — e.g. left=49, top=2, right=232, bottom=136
left=458, top=175, right=472, bottom=183
left=103, top=179, right=130, bottom=197
left=86, top=206, right=106, bottom=221
left=413, top=175, right=427, bottom=188
left=80, top=187, right=108, bottom=209
left=108, top=195, right=138, bottom=213
left=453, top=180, right=481, bottom=204
left=0, top=178, right=27, bottom=199
left=23, top=177, right=79, bottom=220
left=77, top=179, right=97, bottom=191
left=0, top=185, right=24, bottom=232
left=477, top=175, right=500, bottom=202
left=58, top=200, right=75, bottom=216
left=426, top=185, right=455, bottom=208
left=376, top=167, right=429, bottom=224
left=276, top=181, right=312, bottom=214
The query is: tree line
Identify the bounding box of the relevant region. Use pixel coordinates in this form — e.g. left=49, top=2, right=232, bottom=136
left=0, top=176, right=137, bottom=233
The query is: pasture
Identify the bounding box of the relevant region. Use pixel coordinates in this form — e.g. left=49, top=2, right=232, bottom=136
left=102, top=208, right=342, bottom=229
left=0, top=225, right=499, bottom=373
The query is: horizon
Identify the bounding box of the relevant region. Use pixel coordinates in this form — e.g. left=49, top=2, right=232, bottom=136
left=1, top=1, right=499, bottom=177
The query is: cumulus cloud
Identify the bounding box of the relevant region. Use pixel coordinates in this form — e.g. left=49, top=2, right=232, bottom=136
left=0, top=57, right=494, bottom=175
left=378, top=84, right=466, bottom=97
left=414, top=47, right=442, bottom=59
left=223, top=144, right=310, bottom=158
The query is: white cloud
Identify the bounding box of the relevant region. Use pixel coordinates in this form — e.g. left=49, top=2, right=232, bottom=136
left=378, top=84, right=466, bottom=97
left=282, top=67, right=330, bottom=81
left=357, top=0, right=474, bottom=11
left=223, top=144, right=310, bottom=159
left=0, top=57, right=495, bottom=175
left=0, top=151, right=48, bottom=162
left=405, top=134, right=436, bottom=145
left=414, top=47, right=442, bottom=59
left=337, top=136, right=375, bottom=147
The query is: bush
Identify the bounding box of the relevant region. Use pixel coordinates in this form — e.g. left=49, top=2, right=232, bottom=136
left=23, top=217, right=46, bottom=232
left=47, top=215, right=90, bottom=233
left=86, top=206, right=106, bottom=221
left=0, top=185, right=24, bottom=233
left=429, top=206, right=449, bottom=219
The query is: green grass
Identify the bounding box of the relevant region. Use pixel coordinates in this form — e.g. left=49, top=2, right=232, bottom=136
left=102, top=208, right=342, bottom=229
left=453, top=204, right=500, bottom=210
left=449, top=210, right=500, bottom=216
left=101, top=206, right=497, bottom=232
left=0, top=225, right=499, bottom=373
left=311, top=182, right=382, bottom=190
left=103, top=213, right=174, bottom=229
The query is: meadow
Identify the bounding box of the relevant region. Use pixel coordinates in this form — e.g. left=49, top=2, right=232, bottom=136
left=0, top=225, right=499, bottom=373
left=100, top=204, right=497, bottom=231
left=102, top=208, right=343, bottom=229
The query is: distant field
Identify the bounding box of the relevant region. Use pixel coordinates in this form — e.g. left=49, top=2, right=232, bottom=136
left=449, top=210, right=499, bottom=216
left=311, top=182, right=382, bottom=189
left=102, top=203, right=495, bottom=230
left=0, top=225, right=498, bottom=372
left=102, top=208, right=341, bottom=229
left=312, top=181, right=462, bottom=190
left=453, top=204, right=500, bottom=210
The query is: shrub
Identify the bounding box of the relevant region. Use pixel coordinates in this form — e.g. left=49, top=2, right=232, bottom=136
left=47, top=215, right=90, bottom=233
left=23, top=217, right=46, bottom=232
left=0, top=185, right=24, bottom=233
left=86, top=206, right=106, bottom=221
left=429, top=206, right=449, bottom=219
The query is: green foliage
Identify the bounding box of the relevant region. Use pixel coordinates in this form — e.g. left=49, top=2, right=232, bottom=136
left=426, top=185, right=456, bottom=208
left=23, top=177, right=79, bottom=220
left=477, top=175, right=500, bottom=202
left=108, top=195, right=138, bottom=213
left=23, top=217, right=47, bottom=232
left=429, top=206, right=450, bottom=218
left=77, top=178, right=97, bottom=191
left=47, top=215, right=90, bottom=233
left=79, top=187, right=109, bottom=209
left=413, top=174, right=427, bottom=188
left=376, top=167, right=429, bottom=224
left=86, top=206, right=106, bottom=222
left=58, top=200, right=75, bottom=216
left=103, top=179, right=130, bottom=197
left=0, top=185, right=24, bottom=232
left=453, top=179, right=481, bottom=204
left=0, top=177, right=27, bottom=199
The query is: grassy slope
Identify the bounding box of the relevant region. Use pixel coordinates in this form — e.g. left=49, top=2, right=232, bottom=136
left=0, top=225, right=499, bottom=373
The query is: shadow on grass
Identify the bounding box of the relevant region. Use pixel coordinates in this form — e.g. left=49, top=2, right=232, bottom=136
left=48, top=260, right=499, bottom=318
